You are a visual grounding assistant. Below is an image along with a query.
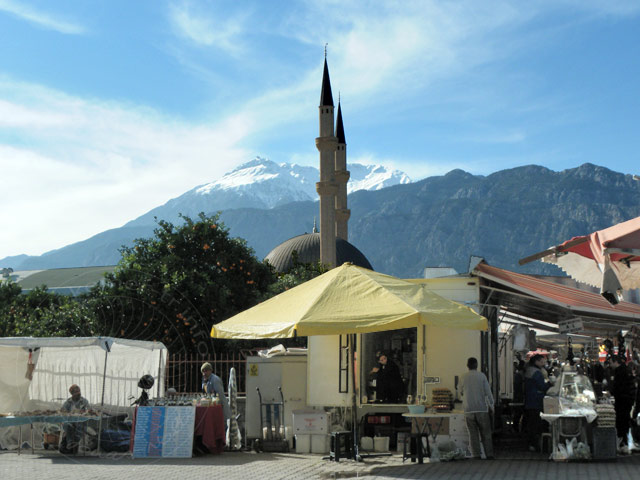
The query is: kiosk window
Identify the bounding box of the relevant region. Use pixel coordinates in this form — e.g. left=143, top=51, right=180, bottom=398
left=361, top=327, right=417, bottom=403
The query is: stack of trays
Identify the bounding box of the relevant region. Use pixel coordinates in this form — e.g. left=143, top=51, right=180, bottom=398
left=432, top=388, right=454, bottom=412
left=595, top=403, right=615, bottom=428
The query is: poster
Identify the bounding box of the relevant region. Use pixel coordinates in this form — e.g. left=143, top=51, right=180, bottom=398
left=132, top=406, right=195, bottom=458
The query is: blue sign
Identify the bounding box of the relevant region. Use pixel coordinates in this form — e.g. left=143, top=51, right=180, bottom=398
left=133, top=406, right=195, bottom=458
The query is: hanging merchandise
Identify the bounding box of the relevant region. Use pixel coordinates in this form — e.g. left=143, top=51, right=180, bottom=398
left=566, top=338, right=574, bottom=365
left=25, top=348, right=39, bottom=380
left=512, top=325, right=530, bottom=351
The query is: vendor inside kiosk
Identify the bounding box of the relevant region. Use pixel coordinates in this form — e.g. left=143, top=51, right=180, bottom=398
left=362, top=328, right=417, bottom=404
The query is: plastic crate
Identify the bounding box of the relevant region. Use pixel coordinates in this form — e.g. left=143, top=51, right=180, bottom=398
left=592, top=427, right=617, bottom=460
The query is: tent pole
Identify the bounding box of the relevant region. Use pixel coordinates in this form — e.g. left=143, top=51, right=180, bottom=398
left=100, top=340, right=111, bottom=407
left=351, top=333, right=360, bottom=461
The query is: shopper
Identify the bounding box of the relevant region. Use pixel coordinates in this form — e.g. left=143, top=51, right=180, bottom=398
left=524, top=354, right=553, bottom=452
left=610, top=355, right=636, bottom=454
left=512, top=360, right=525, bottom=433
left=201, top=362, right=231, bottom=424
left=460, top=357, right=494, bottom=459
left=631, top=362, right=640, bottom=448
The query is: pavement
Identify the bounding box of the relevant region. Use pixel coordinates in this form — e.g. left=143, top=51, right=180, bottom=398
left=2, top=449, right=640, bottom=480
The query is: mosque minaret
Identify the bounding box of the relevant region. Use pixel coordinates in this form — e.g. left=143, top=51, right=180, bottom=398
left=315, top=57, right=339, bottom=267
left=334, top=98, right=350, bottom=242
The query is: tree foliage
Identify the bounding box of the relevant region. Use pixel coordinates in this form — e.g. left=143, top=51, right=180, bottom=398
left=0, top=282, right=98, bottom=337
left=89, top=213, right=276, bottom=354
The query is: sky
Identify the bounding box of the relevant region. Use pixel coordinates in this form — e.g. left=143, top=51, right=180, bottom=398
left=1, top=0, right=639, bottom=259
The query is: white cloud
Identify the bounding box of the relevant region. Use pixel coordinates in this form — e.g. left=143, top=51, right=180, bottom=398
left=168, top=0, right=246, bottom=54
left=0, top=0, right=85, bottom=34
left=0, top=79, right=253, bottom=257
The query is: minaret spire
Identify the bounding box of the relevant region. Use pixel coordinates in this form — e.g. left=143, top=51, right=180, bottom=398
left=316, top=53, right=338, bottom=267
left=335, top=98, right=350, bottom=241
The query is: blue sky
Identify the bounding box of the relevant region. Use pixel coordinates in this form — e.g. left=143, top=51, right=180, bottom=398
left=1, top=0, right=639, bottom=258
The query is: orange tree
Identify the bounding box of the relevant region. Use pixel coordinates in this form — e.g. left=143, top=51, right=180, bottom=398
left=89, top=213, right=276, bottom=354
left=0, top=282, right=98, bottom=337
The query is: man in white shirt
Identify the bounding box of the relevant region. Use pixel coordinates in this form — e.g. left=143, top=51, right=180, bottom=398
left=459, top=357, right=494, bottom=459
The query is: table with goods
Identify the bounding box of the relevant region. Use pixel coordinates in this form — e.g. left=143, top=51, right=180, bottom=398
left=130, top=394, right=225, bottom=458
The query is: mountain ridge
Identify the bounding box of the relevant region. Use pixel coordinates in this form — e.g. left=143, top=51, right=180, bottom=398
left=3, top=162, right=639, bottom=278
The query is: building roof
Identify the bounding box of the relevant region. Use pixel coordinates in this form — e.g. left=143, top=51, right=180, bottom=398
left=9, top=266, right=116, bottom=296
left=265, top=233, right=373, bottom=272
left=336, top=101, right=345, bottom=143
left=320, top=58, right=334, bottom=107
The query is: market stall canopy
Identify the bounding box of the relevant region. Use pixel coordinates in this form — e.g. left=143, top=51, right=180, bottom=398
left=473, top=262, right=640, bottom=336
left=519, top=216, right=640, bottom=304
left=211, top=263, right=487, bottom=339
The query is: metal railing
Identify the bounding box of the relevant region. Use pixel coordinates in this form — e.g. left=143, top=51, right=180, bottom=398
left=165, top=352, right=252, bottom=396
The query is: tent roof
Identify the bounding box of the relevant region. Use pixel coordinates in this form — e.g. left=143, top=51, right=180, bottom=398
left=473, top=263, right=640, bottom=334
left=211, top=263, right=486, bottom=339
left=0, top=336, right=167, bottom=351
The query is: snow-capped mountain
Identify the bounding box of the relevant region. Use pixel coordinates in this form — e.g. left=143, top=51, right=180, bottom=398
left=126, top=157, right=411, bottom=227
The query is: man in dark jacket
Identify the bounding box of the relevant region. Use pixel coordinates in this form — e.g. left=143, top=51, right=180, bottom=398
left=370, top=352, right=404, bottom=403
left=524, top=354, right=553, bottom=451
left=610, top=355, right=636, bottom=453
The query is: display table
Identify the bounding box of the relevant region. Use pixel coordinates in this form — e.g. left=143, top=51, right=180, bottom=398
left=130, top=405, right=225, bottom=457
left=0, top=414, right=99, bottom=454
left=402, top=411, right=459, bottom=463
left=194, top=406, right=225, bottom=454
left=540, top=413, right=592, bottom=455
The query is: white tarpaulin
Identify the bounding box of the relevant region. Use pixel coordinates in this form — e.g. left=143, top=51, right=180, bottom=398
left=0, top=337, right=167, bottom=413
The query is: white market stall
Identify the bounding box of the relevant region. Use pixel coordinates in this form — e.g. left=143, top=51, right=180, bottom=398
left=0, top=337, right=167, bottom=450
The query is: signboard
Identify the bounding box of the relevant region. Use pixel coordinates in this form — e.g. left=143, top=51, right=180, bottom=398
left=558, top=318, right=584, bottom=335
left=132, top=406, right=195, bottom=458
left=424, top=376, right=440, bottom=384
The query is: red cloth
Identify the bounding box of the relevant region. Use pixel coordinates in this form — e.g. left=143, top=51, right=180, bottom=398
left=129, top=405, right=225, bottom=454
left=194, top=406, right=225, bottom=454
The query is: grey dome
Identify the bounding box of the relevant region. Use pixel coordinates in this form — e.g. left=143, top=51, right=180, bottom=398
left=265, top=233, right=373, bottom=272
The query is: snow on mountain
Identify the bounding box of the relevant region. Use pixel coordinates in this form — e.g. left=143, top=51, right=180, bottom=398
left=348, top=164, right=412, bottom=192
left=196, top=157, right=412, bottom=201
left=195, top=157, right=318, bottom=207
left=126, top=156, right=411, bottom=227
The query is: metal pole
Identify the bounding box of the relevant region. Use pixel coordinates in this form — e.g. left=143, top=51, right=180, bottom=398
left=100, top=340, right=110, bottom=407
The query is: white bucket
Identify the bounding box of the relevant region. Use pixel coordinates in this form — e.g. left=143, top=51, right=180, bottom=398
left=374, top=436, right=389, bottom=452
left=360, top=436, right=374, bottom=450
left=311, top=434, right=330, bottom=454
left=296, top=434, right=311, bottom=453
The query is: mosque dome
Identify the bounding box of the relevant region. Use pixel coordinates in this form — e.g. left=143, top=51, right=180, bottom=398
left=265, top=232, right=373, bottom=273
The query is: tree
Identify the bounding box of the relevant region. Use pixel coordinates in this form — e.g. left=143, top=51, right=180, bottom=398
left=0, top=282, right=98, bottom=337
left=89, top=213, right=276, bottom=354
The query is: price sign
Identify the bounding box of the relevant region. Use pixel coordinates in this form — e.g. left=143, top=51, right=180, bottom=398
left=558, top=318, right=584, bottom=334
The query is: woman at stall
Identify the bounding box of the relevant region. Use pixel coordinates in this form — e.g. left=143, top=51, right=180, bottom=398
left=524, top=354, right=553, bottom=452
left=370, top=352, right=404, bottom=403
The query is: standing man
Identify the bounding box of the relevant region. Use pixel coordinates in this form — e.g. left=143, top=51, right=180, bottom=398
left=460, top=357, right=494, bottom=460
left=610, top=355, right=636, bottom=454
left=524, top=354, right=553, bottom=452
left=201, top=362, right=231, bottom=425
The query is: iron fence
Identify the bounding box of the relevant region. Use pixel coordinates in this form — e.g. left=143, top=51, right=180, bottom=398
left=165, top=351, right=253, bottom=396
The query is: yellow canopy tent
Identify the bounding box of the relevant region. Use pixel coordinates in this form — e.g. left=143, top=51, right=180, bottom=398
left=211, top=263, right=487, bottom=339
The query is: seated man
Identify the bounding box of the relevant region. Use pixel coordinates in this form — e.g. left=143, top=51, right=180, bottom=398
left=60, top=384, right=90, bottom=454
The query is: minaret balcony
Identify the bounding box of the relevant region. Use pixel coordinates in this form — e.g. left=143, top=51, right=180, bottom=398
left=315, top=136, right=338, bottom=151
left=316, top=181, right=339, bottom=196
